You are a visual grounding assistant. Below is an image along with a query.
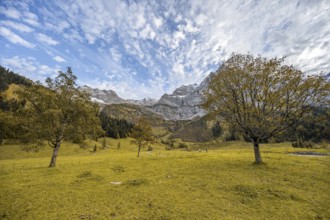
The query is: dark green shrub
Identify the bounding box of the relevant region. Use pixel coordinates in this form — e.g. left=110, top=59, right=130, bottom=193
left=165, top=146, right=172, bottom=151
left=302, top=141, right=315, bottom=148
left=212, top=121, right=223, bottom=138
left=292, top=140, right=316, bottom=148
left=178, top=143, right=187, bottom=149
left=292, top=142, right=299, bottom=148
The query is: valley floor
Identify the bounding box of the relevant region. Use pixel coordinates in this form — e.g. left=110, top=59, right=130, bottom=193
left=0, top=140, right=329, bottom=219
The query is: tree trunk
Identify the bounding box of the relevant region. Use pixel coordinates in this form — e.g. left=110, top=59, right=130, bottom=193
left=137, top=139, right=141, bottom=157
left=49, top=141, right=61, bottom=167
left=137, top=144, right=141, bottom=157
left=253, top=142, right=263, bottom=164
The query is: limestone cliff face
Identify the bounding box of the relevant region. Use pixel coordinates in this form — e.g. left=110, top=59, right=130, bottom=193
left=80, top=86, right=125, bottom=104
left=80, top=86, right=157, bottom=106
left=151, top=74, right=213, bottom=120
left=152, top=84, right=204, bottom=120
left=81, top=73, right=213, bottom=120
left=126, top=98, right=158, bottom=107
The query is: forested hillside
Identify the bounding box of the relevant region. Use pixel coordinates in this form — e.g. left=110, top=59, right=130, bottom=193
left=0, top=66, right=32, bottom=92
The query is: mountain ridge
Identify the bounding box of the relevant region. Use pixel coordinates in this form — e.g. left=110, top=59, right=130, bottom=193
left=81, top=73, right=214, bottom=120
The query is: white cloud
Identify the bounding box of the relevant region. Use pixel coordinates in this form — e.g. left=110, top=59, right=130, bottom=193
left=174, top=31, right=185, bottom=41
left=153, top=17, right=163, bottom=28
left=84, top=74, right=167, bottom=100
left=44, top=20, right=71, bottom=33
left=36, top=33, right=58, bottom=45
left=22, top=11, right=40, bottom=27
left=135, top=13, right=146, bottom=30
left=53, top=56, right=66, bottom=63
left=110, top=47, right=122, bottom=63
left=139, top=24, right=156, bottom=40
left=0, top=26, right=35, bottom=48
left=39, top=64, right=53, bottom=74
left=1, top=56, right=37, bottom=72
left=38, top=0, right=330, bottom=98
left=0, top=6, right=21, bottom=19
left=63, top=29, right=84, bottom=43
left=0, top=20, right=34, bottom=33
left=195, top=13, right=207, bottom=26
left=0, top=56, right=58, bottom=81
left=175, top=15, right=182, bottom=23
left=0, top=0, right=329, bottom=100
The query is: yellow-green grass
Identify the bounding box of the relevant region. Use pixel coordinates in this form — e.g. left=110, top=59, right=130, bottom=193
left=1, top=84, right=21, bottom=100
left=0, top=139, right=329, bottom=219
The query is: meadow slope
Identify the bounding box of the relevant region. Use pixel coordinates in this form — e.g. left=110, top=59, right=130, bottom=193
left=0, top=139, right=329, bottom=219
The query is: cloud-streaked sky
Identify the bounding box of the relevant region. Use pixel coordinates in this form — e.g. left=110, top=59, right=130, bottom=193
left=0, top=0, right=329, bottom=99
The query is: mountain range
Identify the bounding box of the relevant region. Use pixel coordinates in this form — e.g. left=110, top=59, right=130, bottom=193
left=80, top=73, right=213, bottom=120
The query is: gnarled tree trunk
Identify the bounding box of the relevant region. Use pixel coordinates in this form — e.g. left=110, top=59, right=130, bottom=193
left=49, top=141, right=61, bottom=167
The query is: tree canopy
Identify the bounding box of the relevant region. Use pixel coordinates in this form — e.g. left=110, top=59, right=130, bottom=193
left=17, top=67, right=103, bottom=167
left=204, top=53, right=330, bottom=163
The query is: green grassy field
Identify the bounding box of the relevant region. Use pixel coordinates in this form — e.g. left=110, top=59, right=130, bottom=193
left=0, top=139, right=329, bottom=219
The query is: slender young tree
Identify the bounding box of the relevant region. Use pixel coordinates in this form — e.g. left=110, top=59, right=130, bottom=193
left=204, top=53, right=329, bottom=164
left=18, top=67, right=103, bottom=167
left=130, top=117, right=153, bottom=157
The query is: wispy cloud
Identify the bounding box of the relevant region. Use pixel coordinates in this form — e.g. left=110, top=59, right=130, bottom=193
left=0, top=0, right=329, bottom=99
left=36, top=33, right=58, bottom=45
left=53, top=55, right=66, bottom=63
left=1, top=20, right=34, bottom=33
left=22, top=11, right=40, bottom=27
left=0, top=26, right=35, bottom=48
left=1, top=55, right=58, bottom=80
left=0, top=6, right=21, bottom=19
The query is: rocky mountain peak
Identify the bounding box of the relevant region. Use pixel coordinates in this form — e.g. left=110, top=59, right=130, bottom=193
left=172, top=84, right=198, bottom=96
left=127, top=98, right=158, bottom=107
left=79, top=86, right=124, bottom=104
left=82, top=73, right=213, bottom=120
left=80, top=85, right=158, bottom=107
left=152, top=80, right=207, bottom=120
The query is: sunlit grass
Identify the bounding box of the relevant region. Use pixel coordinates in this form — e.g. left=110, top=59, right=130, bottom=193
left=0, top=140, right=329, bottom=219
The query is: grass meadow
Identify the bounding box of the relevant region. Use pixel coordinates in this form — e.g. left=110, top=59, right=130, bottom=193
left=0, top=138, right=329, bottom=219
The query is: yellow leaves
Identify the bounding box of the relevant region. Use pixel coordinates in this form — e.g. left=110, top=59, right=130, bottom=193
left=14, top=69, right=102, bottom=146
left=204, top=53, right=329, bottom=141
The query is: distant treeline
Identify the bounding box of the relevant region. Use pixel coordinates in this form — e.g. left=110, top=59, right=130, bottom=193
left=285, top=107, right=330, bottom=143
left=99, top=111, right=134, bottom=138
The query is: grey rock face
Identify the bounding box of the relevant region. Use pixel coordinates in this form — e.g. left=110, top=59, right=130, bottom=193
left=152, top=76, right=211, bottom=120
left=127, top=98, right=158, bottom=107
left=80, top=86, right=125, bottom=104
left=80, top=86, right=157, bottom=106
left=80, top=73, right=213, bottom=120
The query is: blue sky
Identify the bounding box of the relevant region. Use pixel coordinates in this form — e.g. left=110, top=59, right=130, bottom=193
left=0, top=0, right=329, bottom=99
